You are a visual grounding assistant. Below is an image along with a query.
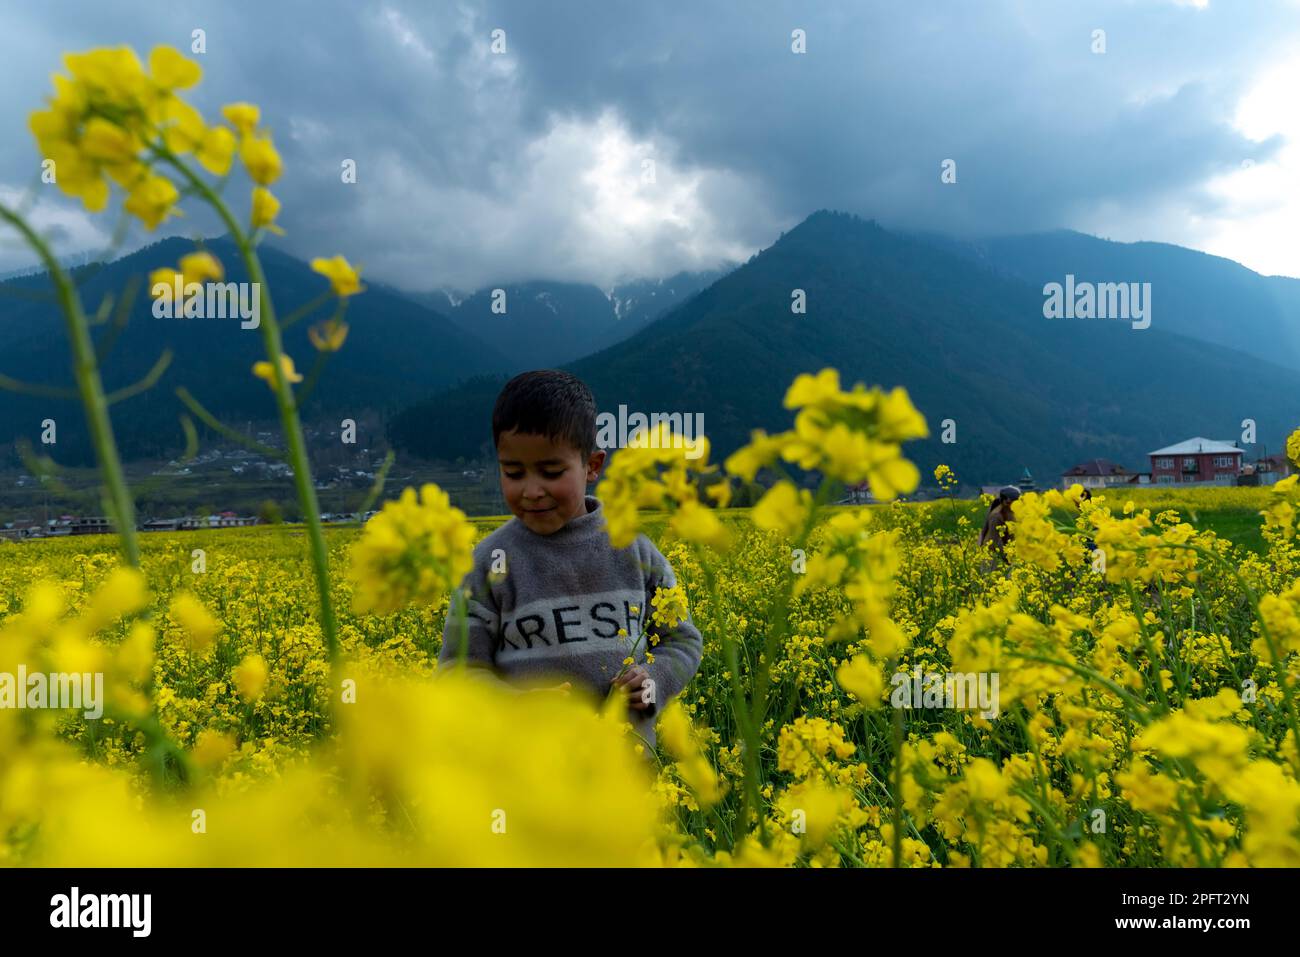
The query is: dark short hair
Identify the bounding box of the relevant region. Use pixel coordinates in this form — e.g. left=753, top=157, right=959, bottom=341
left=492, top=370, right=597, bottom=458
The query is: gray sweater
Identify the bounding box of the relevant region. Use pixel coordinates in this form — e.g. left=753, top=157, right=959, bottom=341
left=438, top=495, right=703, bottom=750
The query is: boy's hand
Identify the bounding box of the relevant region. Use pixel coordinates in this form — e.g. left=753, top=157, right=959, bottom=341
left=611, top=666, right=656, bottom=712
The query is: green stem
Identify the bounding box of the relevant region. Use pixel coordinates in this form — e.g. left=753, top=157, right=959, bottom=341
left=750, top=477, right=834, bottom=728
left=158, top=150, right=340, bottom=666
left=891, top=683, right=904, bottom=867
left=1010, top=706, right=1064, bottom=865
left=1125, top=581, right=1172, bottom=712
left=703, top=559, right=764, bottom=845
left=0, top=204, right=140, bottom=567
left=0, top=204, right=194, bottom=795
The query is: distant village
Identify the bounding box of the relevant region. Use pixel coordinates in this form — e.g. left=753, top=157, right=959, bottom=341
left=841, top=435, right=1296, bottom=504
left=0, top=440, right=386, bottom=543
left=0, top=509, right=382, bottom=543
left=1052, top=436, right=1294, bottom=492
left=3, top=432, right=1295, bottom=537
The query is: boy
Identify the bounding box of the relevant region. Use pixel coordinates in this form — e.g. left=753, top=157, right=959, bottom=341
left=437, top=369, right=703, bottom=753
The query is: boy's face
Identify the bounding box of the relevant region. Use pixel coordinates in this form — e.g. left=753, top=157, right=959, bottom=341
left=496, top=429, right=607, bottom=535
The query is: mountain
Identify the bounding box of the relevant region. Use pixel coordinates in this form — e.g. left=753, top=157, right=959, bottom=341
left=402, top=270, right=727, bottom=369
left=0, top=249, right=98, bottom=282
left=608, top=271, right=729, bottom=329
left=0, top=236, right=510, bottom=464
left=947, top=229, right=1300, bottom=372
left=446, top=281, right=632, bottom=368
left=390, top=211, right=1300, bottom=486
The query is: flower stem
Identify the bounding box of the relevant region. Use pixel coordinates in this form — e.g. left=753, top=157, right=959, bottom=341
left=157, top=151, right=340, bottom=664
left=0, top=204, right=140, bottom=567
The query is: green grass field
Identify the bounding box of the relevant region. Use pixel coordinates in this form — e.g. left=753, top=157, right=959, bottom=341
left=910, top=486, right=1275, bottom=554
left=461, top=484, right=1277, bottom=554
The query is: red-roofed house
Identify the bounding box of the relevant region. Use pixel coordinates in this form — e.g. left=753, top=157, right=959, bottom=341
left=1148, top=437, right=1243, bottom=485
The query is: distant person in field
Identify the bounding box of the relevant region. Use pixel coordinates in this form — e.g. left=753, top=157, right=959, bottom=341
left=1075, top=486, right=1096, bottom=554
left=979, top=485, right=1021, bottom=564
left=436, top=369, right=703, bottom=758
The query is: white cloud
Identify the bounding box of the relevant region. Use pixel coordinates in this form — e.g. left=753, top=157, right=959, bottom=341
left=378, top=5, right=435, bottom=61
left=1192, top=51, right=1300, bottom=277
left=306, top=108, right=770, bottom=291
left=0, top=184, right=112, bottom=274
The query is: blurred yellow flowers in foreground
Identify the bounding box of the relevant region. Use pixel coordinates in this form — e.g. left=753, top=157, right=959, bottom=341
left=7, top=673, right=658, bottom=866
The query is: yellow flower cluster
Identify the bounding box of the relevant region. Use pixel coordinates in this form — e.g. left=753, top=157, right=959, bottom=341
left=658, top=702, right=722, bottom=808
left=797, top=509, right=907, bottom=656
left=27, top=46, right=284, bottom=233
left=934, top=463, right=958, bottom=492
left=776, top=715, right=857, bottom=778
left=1010, top=489, right=1086, bottom=573
left=1263, top=474, right=1299, bottom=542
left=31, top=47, right=207, bottom=223
left=148, top=249, right=223, bottom=300
left=597, top=422, right=729, bottom=550
left=650, top=583, right=690, bottom=633
left=1256, top=579, right=1300, bottom=664
left=726, top=368, right=928, bottom=500
left=1008, top=487, right=1203, bottom=592
left=751, top=480, right=814, bottom=539
left=1088, top=501, right=1200, bottom=590
left=1131, top=691, right=1300, bottom=866
left=222, top=102, right=282, bottom=186
left=252, top=354, right=304, bottom=388
left=348, top=483, right=476, bottom=616
left=310, top=255, right=365, bottom=298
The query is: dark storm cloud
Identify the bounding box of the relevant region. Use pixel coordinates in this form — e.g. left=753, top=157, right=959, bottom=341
left=481, top=0, right=1291, bottom=230
left=0, top=0, right=1293, bottom=287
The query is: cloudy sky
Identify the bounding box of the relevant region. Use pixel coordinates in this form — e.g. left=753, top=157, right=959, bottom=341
left=2, top=0, right=1298, bottom=290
